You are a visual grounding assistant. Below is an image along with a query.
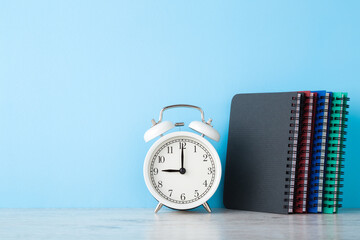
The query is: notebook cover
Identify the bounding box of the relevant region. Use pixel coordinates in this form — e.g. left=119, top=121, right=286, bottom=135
left=323, top=92, right=349, bottom=213
left=294, top=91, right=317, bottom=213
left=308, top=91, right=332, bottom=213
left=223, top=92, right=304, bottom=214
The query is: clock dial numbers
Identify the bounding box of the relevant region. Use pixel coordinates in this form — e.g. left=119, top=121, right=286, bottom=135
left=158, top=156, right=165, bottom=163
left=203, top=180, right=208, bottom=187
left=167, top=146, right=173, bottom=154
left=194, top=190, right=199, bottom=197
left=180, top=193, right=186, bottom=201
left=168, top=189, right=173, bottom=197
left=150, top=137, right=216, bottom=204
left=179, top=142, right=186, bottom=149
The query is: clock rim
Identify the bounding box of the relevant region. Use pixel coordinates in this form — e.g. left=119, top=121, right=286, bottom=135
left=143, top=131, right=222, bottom=210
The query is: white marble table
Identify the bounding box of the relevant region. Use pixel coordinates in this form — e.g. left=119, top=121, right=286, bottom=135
left=0, top=208, right=359, bottom=240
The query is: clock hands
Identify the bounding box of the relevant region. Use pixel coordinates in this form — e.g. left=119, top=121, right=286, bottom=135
left=180, top=144, right=186, bottom=174
left=161, top=144, right=187, bottom=174
left=161, top=168, right=186, bottom=174
left=162, top=169, right=180, bottom=172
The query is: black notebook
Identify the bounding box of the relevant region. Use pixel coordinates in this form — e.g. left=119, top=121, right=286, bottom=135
left=223, top=92, right=304, bottom=214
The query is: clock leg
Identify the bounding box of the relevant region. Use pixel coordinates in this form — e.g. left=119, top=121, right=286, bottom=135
left=154, top=202, right=163, bottom=213
left=202, top=202, right=212, bottom=213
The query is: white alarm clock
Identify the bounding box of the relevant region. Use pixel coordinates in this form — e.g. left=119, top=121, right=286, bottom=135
left=143, top=104, right=221, bottom=213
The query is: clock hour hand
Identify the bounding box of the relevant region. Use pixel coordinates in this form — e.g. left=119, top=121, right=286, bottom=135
left=162, top=169, right=180, bottom=172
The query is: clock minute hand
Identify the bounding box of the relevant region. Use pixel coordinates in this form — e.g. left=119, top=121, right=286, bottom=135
left=181, top=145, right=184, bottom=169
left=180, top=145, right=186, bottom=174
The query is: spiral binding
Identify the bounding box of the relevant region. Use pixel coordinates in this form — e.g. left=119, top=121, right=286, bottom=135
left=294, top=92, right=316, bottom=213
left=308, top=92, right=332, bottom=212
left=323, top=93, right=349, bottom=213
left=284, top=93, right=302, bottom=213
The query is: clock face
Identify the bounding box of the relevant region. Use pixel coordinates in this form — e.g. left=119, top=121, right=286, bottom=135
left=144, top=132, right=221, bottom=210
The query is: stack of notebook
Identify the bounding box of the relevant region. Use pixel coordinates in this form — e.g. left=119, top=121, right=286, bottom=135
left=223, top=91, right=349, bottom=214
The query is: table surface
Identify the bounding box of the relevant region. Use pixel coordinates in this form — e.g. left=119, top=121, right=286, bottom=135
left=1, top=208, right=359, bottom=240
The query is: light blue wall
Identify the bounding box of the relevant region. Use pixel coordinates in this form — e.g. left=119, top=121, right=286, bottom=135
left=0, top=1, right=359, bottom=208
